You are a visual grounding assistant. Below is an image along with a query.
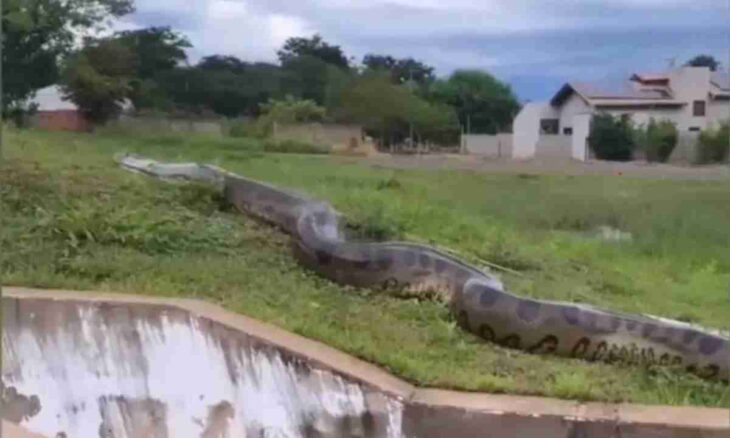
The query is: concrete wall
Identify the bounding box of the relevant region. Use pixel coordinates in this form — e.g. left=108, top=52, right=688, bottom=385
left=707, top=99, right=730, bottom=127
left=274, top=122, right=362, bottom=149
left=2, top=295, right=402, bottom=437
left=2, top=288, right=728, bottom=438
left=114, top=116, right=224, bottom=136
left=463, top=134, right=513, bottom=157
left=668, top=132, right=701, bottom=164
left=535, top=135, right=573, bottom=159
left=514, top=102, right=558, bottom=158
left=558, top=94, right=590, bottom=134
left=0, top=288, right=730, bottom=438
left=571, top=114, right=591, bottom=161
left=668, top=67, right=712, bottom=131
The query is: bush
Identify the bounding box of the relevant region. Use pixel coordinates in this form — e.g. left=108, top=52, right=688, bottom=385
left=263, top=139, right=330, bottom=154
left=643, top=119, right=678, bottom=163
left=696, top=121, right=730, bottom=164
left=588, top=114, right=636, bottom=161
left=228, top=119, right=271, bottom=139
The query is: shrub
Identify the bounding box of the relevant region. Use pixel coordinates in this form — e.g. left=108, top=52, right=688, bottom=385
left=228, top=119, right=271, bottom=139
left=643, top=119, right=678, bottom=163
left=588, top=113, right=636, bottom=161
left=696, top=121, right=730, bottom=164
left=263, top=139, right=330, bottom=154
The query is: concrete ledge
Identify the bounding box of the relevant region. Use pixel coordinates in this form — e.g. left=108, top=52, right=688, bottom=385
left=3, top=286, right=729, bottom=437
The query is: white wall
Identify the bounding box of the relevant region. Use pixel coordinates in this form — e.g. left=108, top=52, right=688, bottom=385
left=513, top=102, right=557, bottom=159
left=571, top=114, right=591, bottom=161
left=667, top=67, right=712, bottom=131
left=707, top=99, right=730, bottom=127
left=558, top=94, right=590, bottom=134
left=535, top=135, right=572, bottom=159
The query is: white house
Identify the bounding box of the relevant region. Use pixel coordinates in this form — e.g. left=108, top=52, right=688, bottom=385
left=511, top=66, right=730, bottom=160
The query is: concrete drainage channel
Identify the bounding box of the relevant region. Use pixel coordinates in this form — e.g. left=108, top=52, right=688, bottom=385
left=2, top=288, right=728, bottom=438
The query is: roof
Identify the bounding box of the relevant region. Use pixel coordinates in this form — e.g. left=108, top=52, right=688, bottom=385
left=31, top=86, right=77, bottom=111
left=550, top=81, right=676, bottom=107
left=630, top=73, right=669, bottom=84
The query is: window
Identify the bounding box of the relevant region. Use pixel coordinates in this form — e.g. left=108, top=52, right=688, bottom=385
left=540, top=119, right=559, bottom=134
left=693, top=100, right=706, bottom=117
left=688, top=126, right=701, bottom=132
left=563, top=127, right=573, bottom=135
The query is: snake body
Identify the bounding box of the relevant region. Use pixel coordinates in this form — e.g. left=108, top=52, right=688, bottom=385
left=120, top=155, right=730, bottom=380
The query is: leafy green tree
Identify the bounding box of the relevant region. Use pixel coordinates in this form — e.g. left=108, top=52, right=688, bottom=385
left=156, top=60, right=285, bottom=117
left=60, top=38, right=136, bottom=124
left=1, top=0, right=134, bottom=111
left=260, top=96, right=325, bottom=123
left=198, top=55, right=248, bottom=72
left=277, top=34, right=349, bottom=69
left=428, top=70, right=520, bottom=134
left=640, top=119, right=678, bottom=163
left=112, top=26, right=190, bottom=109
left=114, top=27, right=189, bottom=79
left=685, top=54, right=721, bottom=71
left=588, top=114, right=636, bottom=161
left=697, top=121, right=730, bottom=164
left=336, top=72, right=458, bottom=147
left=362, top=54, right=435, bottom=86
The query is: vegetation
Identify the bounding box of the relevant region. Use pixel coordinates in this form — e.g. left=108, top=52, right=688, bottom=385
left=60, top=38, right=136, bottom=124
left=685, top=54, right=721, bottom=72
left=428, top=70, right=520, bottom=134
left=697, top=121, right=730, bottom=164
left=2, top=128, right=729, bottom=407
left=637, top=119, right=678, bottom=163
left=588, top=113, right=636, bottom=161
left=1, top=0, right=134, bottom=113
left=263, top=139, right=331, bottom=155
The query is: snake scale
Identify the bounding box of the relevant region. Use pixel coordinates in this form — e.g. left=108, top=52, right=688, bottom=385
left=119, top=155, right=729, bottom=381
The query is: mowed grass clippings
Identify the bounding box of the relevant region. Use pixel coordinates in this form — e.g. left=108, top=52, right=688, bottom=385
left=1, top=127, right=728, bottom=407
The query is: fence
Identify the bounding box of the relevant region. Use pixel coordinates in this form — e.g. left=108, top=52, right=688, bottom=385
left=462, top=134, right=513, bottom=157
left=667, top=132, right=700, bottom=164
left=113, top=115, right=225, bottom=136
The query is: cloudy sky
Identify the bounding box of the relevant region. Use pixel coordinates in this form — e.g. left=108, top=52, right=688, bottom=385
left=116, top=0, right=729, bottom=101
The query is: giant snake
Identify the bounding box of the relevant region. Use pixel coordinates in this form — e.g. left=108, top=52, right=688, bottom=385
left=118, top=154, right=729, bottom=380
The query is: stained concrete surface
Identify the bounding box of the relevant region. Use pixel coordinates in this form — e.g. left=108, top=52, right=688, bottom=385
left=2, top=288, right=728, bottom=438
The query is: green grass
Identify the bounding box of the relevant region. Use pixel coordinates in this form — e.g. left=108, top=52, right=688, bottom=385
left=2, top=127, right=729, bottom=407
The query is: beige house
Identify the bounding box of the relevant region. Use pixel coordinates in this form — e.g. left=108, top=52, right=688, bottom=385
left=512, top=66, right=730, bottom=160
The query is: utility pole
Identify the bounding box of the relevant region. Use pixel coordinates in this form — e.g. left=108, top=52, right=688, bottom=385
left=408, top=67, right=415, bottom=155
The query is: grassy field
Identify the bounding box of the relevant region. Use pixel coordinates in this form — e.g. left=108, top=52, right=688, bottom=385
left=2, top=127, right=729, bottom=407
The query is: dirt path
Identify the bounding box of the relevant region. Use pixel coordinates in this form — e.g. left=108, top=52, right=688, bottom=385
left=334, top=154, right=730, bottom=180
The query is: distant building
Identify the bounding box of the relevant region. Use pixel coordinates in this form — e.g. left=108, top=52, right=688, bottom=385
left=30, top=86, right=91, bottom=132
left=512, top=67, right=730, bottom=160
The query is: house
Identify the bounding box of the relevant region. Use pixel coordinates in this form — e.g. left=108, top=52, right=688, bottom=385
left=511, top=66, right=730, bottom=160
left=30, top=85, right=91, bottom=132
left=29, top=85, right=133, bottom=132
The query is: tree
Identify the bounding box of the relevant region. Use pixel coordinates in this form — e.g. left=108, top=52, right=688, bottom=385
left=685, top=54, right=721, bottom=71
left=363, top=54, right=435, bottom=86
left=259, top=96, right=325, bottom=123
left=587, top=114, right=636, bottom=161
left=114, top=27, right=190, bottom=79
left=428, top=70, right=520, bottom=134
left=277, top=34, right=349, bottom=69
left=1, top=0, right=134, bottom=112
left=156, top=60, right=286, bottom=117
left=335, top=72, right=458, bottom=148
left=111, top=26, right=190, bottom=109
left=198, top=55, right=247, bottom=73
left=60, top=38, right=136, bottom=124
